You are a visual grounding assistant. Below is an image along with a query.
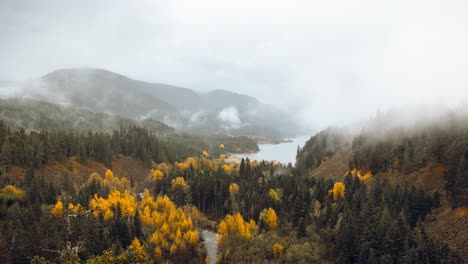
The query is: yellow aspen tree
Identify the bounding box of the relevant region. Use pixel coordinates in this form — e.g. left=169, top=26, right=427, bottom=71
left=217, top=213, right=257, bottom=242
left=51, top=200, right=64, bottom=217
left=222, top=164, right=232, bottom=173
left=105, top=169, right=115, bottom=181
left=228, top=183, right=240, bottom=213
left=229, top=183, right=239, bottom=195
left=330, top=182, right=345, bottom=201
left=359, top=171, right=373, bottom=180
left=268, top=188, right=280, bottom=202
left=172, top=177, right=187, bottom=190
left=185, top=157, right=198, bottom=169
left=259, top=208, right=278, bottom=230
left=87, top=172, right=103, bottom=185
left=176, top=162, right=189, bottom=170
left=272, top=242, right=284, bottom=259
left=127, top=237, right=149, bottom=262
left=1, top=185, right=25, bottom=200
left=153, top=169, right=164, bottom=181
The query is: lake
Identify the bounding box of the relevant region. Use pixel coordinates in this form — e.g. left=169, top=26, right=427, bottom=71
left=236, top=135, right=310, bottom=164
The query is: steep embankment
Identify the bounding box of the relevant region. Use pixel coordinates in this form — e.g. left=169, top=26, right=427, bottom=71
left=425, top=207, right=468, bottom=259
left=310, top=145, right=352, bottom=182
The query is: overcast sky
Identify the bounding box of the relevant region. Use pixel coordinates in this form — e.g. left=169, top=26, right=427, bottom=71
left=1, top=0, right=467, bottom=129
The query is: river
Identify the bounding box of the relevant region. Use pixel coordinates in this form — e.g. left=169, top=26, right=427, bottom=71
left=201, top=136, right=310, bottom=263
left=201, top=229, right=218, bottom=264
left=236, top=135, right=310, bottom=164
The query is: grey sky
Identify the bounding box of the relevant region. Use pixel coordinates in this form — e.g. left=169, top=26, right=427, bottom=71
left=1, top=0, right=467, bottom=129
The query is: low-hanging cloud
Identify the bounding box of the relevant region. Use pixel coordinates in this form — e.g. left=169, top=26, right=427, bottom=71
left=217, top=106, right=242, bottom=129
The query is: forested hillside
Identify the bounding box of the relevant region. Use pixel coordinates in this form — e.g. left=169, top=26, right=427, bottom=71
left=0, top=98, right=174, bottom=135
left=296, top=110, right=468, bottom=260
left=0, top=114, right=464, bottom=263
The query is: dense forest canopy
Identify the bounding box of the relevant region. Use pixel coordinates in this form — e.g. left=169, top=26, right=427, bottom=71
left=0, top=107, right=465, bottom=263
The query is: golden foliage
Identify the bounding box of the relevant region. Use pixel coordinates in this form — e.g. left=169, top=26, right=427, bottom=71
left=185, top=157, right=198, bottom=169
left=350, top=168, right=373, bottom=181
left=68, top=202, right=83, bottom=214
left=126, top=237, right=149, bottom=262
left=89, top=190, right=137, bottom=220
left=176, top=162, right=189, bottom=170
left=358, top=171, right=373, bottom=180
left=268, top=188, right=280, bottom=202
left=105, top=169, right=114, bottom=181
left=229, top=183, right=239, bottom=196
left=219, top=154, right=226, bottom=162
left=217, top=213, right=257, bottom=242
left=259, top=208, right=278, bottom=230
left=51, top=200, right=64, bottom=218
left=222, top=164, right=233, bottom=173
left=87, top=172, right=103, bottom=184
left=329, top=182, right=345, bottom=201
left=0, top=185, right=25, bottom=200
left=152, top=169, right=164, bottom=181
left=87, top=170, right=130, bottom=192
left=219, top=144, right=225, bottom=149
left=272, top=242, right=284, bottom=259
left=202, top=150, right=209, bottom=158
left=172, top=177, right=187, bottom=190
left=140, top=193, right=199, bottom=260
left=201, top=158, right=216, bottom=170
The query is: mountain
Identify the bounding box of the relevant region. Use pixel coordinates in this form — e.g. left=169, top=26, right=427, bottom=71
left=39, top=68, right=178, bottom=119
left=200, top=89, right=259, bottom=111
left=14, top=68, right=296, bottom=139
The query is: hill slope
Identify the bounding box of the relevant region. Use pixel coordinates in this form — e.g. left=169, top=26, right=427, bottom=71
left=296, top=109, right=468, bottom=260
left=0, top=97, right=174, bottom=134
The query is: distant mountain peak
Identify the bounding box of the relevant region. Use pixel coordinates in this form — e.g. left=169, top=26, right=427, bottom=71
left=43, top=67, right=131, bottom=81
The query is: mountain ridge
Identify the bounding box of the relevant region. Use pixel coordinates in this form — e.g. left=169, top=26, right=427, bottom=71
left=14, top=67, right=296, bottom=139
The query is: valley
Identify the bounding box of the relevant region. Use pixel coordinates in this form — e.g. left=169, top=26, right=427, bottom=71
left=0, top=96, right=466, bottom=263
left=2, top=1, right=467, bottom=263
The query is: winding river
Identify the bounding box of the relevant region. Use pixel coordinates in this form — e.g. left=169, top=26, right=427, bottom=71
left=201, top=137, right=310, bottom=263
left=201, top=229, right=218, bottom=264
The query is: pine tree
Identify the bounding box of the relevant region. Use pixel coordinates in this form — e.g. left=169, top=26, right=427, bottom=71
left=454, top=152, right=468, bottom=207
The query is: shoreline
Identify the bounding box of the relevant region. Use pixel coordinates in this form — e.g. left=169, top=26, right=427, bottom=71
left=226, top=138, right=297, bottom=163
left=256, top=138, right=293, bottom=145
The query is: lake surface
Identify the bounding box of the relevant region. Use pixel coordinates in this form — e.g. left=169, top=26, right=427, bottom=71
left=237, top=135, right=310, bottom=164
